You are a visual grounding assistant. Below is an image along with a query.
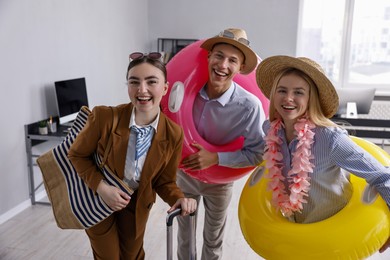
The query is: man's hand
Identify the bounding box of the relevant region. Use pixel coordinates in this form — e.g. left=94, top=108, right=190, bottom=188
left=181, top=143, right=218, bottom=170
left=97, top=180, right=131, bottom=211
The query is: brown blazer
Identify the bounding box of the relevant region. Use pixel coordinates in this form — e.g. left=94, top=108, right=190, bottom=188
left=68, top=103, right=184, bottom=238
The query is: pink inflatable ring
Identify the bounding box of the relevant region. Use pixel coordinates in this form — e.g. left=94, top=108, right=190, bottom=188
left=161, top=40, right=269, bottom=184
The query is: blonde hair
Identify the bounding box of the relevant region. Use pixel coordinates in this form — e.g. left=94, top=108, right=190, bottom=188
left=268, top=68, right=337, bottom=128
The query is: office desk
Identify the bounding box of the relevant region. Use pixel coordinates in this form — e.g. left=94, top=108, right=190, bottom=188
left=24, top=120, right=68, bottom=205
left=331, top=117, right=390, bottom=146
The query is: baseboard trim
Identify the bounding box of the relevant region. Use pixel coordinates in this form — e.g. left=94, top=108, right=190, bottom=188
left=0, top=190, right=47, bottom=225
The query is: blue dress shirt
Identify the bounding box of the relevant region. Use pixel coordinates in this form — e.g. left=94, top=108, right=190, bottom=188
left=263, top=120, right=390, bottom=223
left=193, top=82, right=266, bottom=168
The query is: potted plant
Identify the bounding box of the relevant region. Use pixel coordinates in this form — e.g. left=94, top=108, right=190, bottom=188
left=38, top=120, right=48, bottom=135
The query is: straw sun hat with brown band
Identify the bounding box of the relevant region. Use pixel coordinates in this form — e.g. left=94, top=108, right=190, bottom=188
left=256, top=55, right=339, bottom=118
left=201, top=28, right=258, bottom=75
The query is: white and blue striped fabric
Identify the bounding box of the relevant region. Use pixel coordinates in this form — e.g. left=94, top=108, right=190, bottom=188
left=37, top=106, right=133, bottom=229
left=131, top=125, right=153, bottom=160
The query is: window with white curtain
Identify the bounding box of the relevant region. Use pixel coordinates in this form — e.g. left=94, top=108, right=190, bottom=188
left=297, top=0, right=390, bottom=95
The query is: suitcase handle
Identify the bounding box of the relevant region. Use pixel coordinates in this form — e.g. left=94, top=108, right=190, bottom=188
left=166, top=208, right=196, bottom=226
left=166, top=208, right=196, bottom=260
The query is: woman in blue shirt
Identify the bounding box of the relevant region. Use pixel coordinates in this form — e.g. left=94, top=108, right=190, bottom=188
left=256, top=55, right=390, bottom=253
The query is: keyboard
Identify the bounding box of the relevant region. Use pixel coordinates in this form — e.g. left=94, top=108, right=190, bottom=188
left=358, top=101, right=390, bottom=120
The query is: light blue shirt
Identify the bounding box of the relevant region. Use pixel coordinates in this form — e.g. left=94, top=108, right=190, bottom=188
left=193, top=82, right=265, bottom=168
left=124, top=107, right=159, bottom=189
left=263, top=120, right=390, bottom=223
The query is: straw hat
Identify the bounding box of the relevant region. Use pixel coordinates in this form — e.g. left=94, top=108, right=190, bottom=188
left=256, top=55, right=339, bottom=118
left=200, top=28, right=257, bottom=74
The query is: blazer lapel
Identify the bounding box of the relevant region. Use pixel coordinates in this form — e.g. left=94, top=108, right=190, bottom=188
left=112, top=103, right=132, bottom=179
left=137, top=114, right=169, bottom=195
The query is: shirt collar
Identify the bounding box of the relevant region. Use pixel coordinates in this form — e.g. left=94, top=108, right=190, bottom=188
left=129, top=106, right=159, bottom=132
left=199, top=82, right=235, bottom=106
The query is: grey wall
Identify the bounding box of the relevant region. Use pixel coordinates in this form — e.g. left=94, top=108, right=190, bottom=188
left=0, top=0, right=299, bottom=218
left=0, top=0, right=149, bottom=218
left=147, top=0, right=299, bottom=60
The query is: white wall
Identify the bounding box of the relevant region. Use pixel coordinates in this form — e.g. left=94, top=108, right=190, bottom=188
left=0, top=0, right=149, bottom=217
left=147, top=0, right=299, bottom=59
left=0, top=0, right=299, bottom=218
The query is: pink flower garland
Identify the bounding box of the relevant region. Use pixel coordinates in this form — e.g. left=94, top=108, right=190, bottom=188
left=263, top=117, right=316, bottom=217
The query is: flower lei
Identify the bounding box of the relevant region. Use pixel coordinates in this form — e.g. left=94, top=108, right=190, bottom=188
left=263, top=117, right=316, bottom=217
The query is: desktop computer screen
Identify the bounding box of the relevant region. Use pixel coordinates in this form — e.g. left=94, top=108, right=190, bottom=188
left=54, top=77, right=89, bottom=126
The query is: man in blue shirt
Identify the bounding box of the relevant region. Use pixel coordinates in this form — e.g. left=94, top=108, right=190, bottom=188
left=176, top=28, right=266, bottom=260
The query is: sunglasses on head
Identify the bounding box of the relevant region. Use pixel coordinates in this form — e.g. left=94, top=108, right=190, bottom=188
left=129, top=52, right=162, bottom=61
left=219, top=30, right=250, bottom=46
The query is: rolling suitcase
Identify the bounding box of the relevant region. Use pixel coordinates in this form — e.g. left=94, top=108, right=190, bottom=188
left=166, top=208, right=196, bottom=260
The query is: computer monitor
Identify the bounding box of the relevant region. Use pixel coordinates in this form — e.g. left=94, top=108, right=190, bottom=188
left=54, top=77, right=89, bottom=126
left=335, top=88, right=376, bottom=118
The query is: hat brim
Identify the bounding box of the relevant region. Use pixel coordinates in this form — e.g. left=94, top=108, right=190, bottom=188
left=256, top=55, right=339, bottom=118
left=201, top=37, right=258, bottom=75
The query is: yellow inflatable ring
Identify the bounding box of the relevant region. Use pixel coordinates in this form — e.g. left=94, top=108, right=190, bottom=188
left=239, top=136, right=390, bottom=259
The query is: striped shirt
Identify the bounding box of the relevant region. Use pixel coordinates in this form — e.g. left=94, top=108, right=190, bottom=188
left=123, top=107, right=159, bottom=189
left=263, top=120, right=390, bottom=223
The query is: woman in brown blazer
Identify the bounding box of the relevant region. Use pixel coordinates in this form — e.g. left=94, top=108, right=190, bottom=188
left=68, top=52, right=197, bottom=260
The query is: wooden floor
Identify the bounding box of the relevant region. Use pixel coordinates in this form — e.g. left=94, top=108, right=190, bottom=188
left=0, top=177, right=260, bottom=260
left=2, top=165, right=390, bottom=260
